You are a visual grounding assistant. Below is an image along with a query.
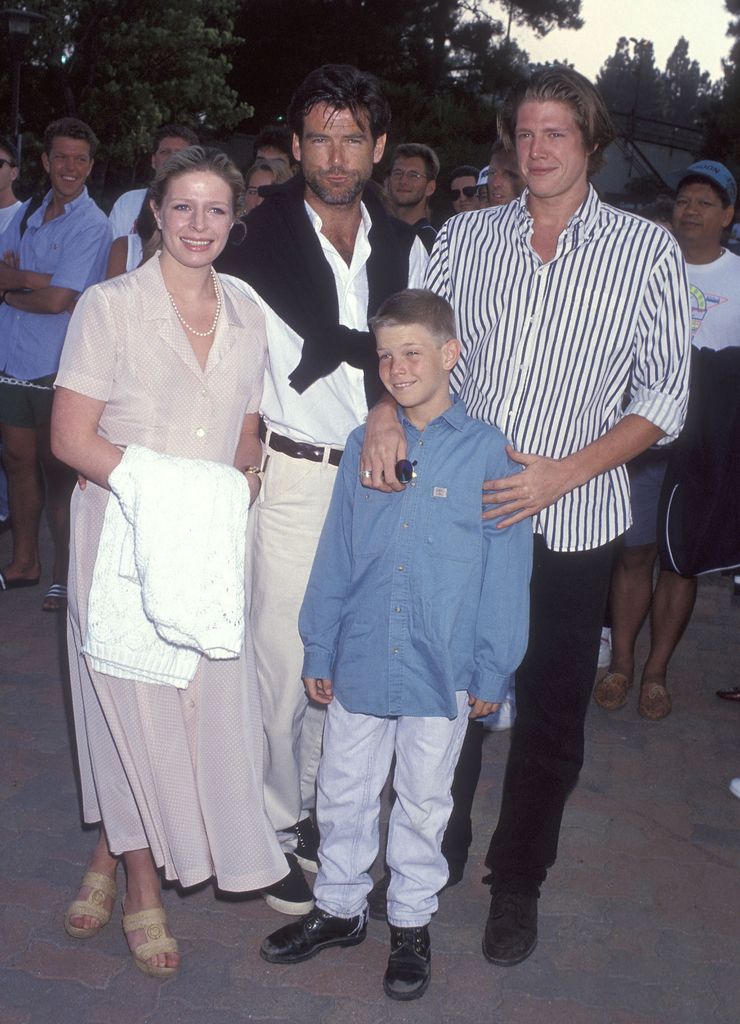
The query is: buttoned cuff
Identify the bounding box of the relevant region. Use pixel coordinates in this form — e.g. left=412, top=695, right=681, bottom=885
left=623, top=387, right=687, bottom=444
left=302, top=648, right=334, bottom=681
left=469, top=670, right=512, bottom=706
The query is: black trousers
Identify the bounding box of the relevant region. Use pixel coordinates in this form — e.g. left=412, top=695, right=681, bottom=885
left=485, top=535, right=614, bottom=896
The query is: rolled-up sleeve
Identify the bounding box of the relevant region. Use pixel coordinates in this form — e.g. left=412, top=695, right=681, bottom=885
left=623, top=240, right=692, bottom=443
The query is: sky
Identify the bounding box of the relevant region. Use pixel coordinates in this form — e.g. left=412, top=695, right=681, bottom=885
left=512, top=0, right=734, bottom=83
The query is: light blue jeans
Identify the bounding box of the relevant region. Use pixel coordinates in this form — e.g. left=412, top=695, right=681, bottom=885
left=313, top=692, right=469, bottom=927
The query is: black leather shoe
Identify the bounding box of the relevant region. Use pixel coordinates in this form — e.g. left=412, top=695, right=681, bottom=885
left=482, top=890, right=538, bottom=966
left=262, top=853, right=314, bottom=916
left=260, top=907, right=367, bottom=964
left=287, top=816, right=320, bottom=872
left=383, top=925, right=431, bottom=1001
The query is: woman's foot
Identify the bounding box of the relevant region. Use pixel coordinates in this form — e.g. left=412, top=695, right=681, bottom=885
left=42, top=582, right=67, bottom=612
left=638, top=675, right=672, bottom=720
left=122, top=897, right=180, bottom=977
left=65, top=870, right=118, bottom=938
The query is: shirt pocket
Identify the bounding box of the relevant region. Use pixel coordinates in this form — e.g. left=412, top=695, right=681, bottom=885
left=424, top=487, right=481, bottom=563
left=352, top=488, right=397, bottom=557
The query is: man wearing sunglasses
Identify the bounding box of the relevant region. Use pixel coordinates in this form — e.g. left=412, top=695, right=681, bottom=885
left=448, top=165, right=480, bottom=214
left=0, top=139, right=21, bottom=235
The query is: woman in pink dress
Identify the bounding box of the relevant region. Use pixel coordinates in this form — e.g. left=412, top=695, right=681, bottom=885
left=51, top=147, right=286, bottom=978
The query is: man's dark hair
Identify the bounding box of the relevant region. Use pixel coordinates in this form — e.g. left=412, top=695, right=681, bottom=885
left=43, top=118, right=98, bottom=158
left=370, top=288, right=456, bottom=346
left=449, top=165, right=479, bottom=187
left=392, top=143, right=440, bottom=182
left=287, top=64, right=391, bottom=142
left=677, top=173, right=732, bottom=208
left=0, top=136, right=18, bottom=165
left=254, top=124, right=292, bottom=160
left=498, top=65, right=615, bottom=175
left=152, top=123, right=199, bottom=152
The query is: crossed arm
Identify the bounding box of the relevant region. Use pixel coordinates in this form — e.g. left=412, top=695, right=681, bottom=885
left=0, top=254, right=77, bottom=314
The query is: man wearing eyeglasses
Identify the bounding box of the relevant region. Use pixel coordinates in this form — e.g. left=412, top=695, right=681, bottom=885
left=448, top=165, right=480, bottom=215
left=0, top=138, right=21, bottom=235
left=386, top=144, right=439, bottom=253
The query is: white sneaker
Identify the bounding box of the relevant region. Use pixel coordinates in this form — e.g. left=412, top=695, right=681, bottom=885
left=597, top=627, right=612, bottom=669
left=730, top=778, right=740, bottom=800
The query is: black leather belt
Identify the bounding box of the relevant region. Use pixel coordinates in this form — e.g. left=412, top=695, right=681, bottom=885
left=259, top=420, right=343, bottom=467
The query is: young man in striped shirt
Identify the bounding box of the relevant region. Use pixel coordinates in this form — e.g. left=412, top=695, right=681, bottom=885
left=362, top=66, right=691, bottom=965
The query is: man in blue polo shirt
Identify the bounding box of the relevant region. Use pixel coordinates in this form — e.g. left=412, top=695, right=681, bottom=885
left=0, top=117, right=110, bottom=609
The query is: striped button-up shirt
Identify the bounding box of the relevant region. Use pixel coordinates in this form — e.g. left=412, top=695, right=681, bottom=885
left=425, top=185, right=692, bottom=552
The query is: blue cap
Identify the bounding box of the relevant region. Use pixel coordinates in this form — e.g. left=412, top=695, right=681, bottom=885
left=679, top=160, right=737, bottom=207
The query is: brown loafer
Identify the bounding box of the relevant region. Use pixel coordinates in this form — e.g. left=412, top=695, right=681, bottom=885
left=593, top=672, right=632, bottom=710
left=638, top=681, right=672, bottom=720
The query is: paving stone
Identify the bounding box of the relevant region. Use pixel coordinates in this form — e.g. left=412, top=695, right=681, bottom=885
left=1, top=527, right=738, bottom=1024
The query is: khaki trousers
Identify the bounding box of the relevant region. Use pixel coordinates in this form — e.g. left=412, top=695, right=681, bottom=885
left=250, top=444, right=339, bottom=849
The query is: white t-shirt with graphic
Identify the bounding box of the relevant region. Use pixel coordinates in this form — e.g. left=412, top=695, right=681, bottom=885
left=687, top=249, right=740, bottom=351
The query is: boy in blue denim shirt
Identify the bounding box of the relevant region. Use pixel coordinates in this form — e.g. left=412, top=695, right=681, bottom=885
left=261, top=289, right=531, bottom=1000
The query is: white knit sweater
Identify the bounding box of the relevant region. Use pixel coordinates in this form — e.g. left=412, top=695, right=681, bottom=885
left=83, top=445, right=250, bottom=687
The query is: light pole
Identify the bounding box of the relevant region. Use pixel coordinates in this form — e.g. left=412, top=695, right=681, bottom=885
left=0, top=7, right=47, bottom=168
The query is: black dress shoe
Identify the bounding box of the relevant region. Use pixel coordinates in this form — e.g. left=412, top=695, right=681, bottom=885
left=287, top=816, right=320, bottom=872
left=260, top=907, right=367, bottom=964
left=383, top=925, right=431, bottom=1001
left=262, top=853, right=314, bottom=916
left=482, top=890, right=538, bottom=966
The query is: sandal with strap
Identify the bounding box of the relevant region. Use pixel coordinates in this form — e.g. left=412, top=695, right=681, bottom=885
left=42, top=583, right=67, bottom=613
left=64, top=870, right=118, bottom=938
left=122, top=906, right=179, bottom=978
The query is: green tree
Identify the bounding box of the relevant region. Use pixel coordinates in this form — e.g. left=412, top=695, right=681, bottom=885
left=0, top=0, right=249, bottom=171
left=660, top=37, right=717, bottom=126
left=596, top=37, right=663, bottom=121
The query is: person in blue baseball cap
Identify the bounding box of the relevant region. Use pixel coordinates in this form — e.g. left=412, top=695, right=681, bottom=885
left=597, top=155, right=739, bottom=721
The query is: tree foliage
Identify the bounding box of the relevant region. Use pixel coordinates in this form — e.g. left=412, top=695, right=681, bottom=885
left=230, top=0, right=581, bottom=125
left=596, top=35, right=718, bottom=128
left=0, top=0, right=249, bottom=169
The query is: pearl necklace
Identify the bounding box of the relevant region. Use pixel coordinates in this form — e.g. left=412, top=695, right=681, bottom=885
left=167, top=266, right=222, bottom=337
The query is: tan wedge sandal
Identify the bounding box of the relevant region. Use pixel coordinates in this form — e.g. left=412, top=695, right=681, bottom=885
left=122, top=906, right=179, bottom=979
left=64, top=870, right=118, bottom=938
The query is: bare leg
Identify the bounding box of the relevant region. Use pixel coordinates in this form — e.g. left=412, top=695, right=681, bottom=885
left=642, top=570, right=698, bottom=686
left=1, top=423, right=43, bottom=581
left=122, top=848, right=181, bottom=972
left=608, top=542, right=657, bottom=679
left=67, top=829, right=119, bottom=932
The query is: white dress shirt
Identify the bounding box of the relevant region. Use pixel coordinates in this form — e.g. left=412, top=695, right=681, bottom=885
left=225, top=200, right=427, bottom=447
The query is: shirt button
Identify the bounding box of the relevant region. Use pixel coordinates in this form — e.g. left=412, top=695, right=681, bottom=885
left=195, top=427, right=206, bottom=438
left=397, top=565, right=405, bottom=572
left=201, top=388, right=207, bottom=397
left=188, top=699, right=195, bottom=708
left=417, top=440, right=424, bottom=446
left=410, top=481, right=416, bottom=487
left=402, top=522, right=409, bottom=529
left=394, top=606, right=401, bottom=613
left=392, top=647, right=399, bottom=654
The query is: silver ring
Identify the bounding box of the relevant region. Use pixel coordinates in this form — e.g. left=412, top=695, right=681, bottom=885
left=360, top=469, right=372, bottom=479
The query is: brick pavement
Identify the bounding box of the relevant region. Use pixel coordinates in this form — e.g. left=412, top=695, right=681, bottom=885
left=1, top=522, right=738, bottom=1024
